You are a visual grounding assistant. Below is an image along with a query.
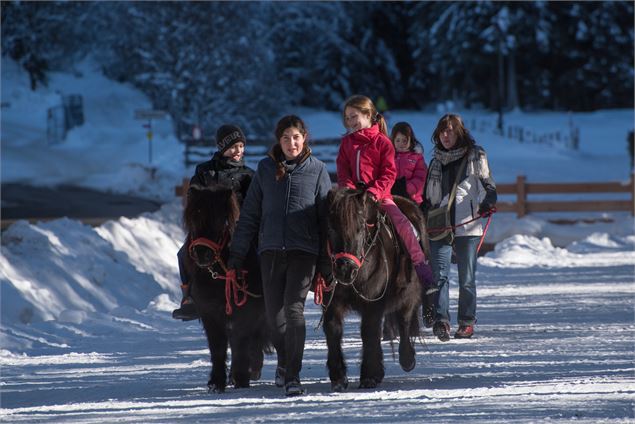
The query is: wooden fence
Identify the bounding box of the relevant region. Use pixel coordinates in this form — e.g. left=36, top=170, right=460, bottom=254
left=495, top=175, right=634, bottom=217
left=468, top=117, right=580, bottom=150
left=176, top=175, right=634, bottom=218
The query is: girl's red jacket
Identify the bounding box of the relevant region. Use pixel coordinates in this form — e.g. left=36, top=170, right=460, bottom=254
left=336, top=124, right=397, bottom=201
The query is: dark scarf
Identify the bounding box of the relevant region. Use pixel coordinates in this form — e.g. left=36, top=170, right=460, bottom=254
left=268, top=144, right=311, bottom=181
left=213, top=151, right=244, bottom=169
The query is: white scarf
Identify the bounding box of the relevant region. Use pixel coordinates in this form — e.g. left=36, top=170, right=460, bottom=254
left=426, top=147, right=490, bottom=207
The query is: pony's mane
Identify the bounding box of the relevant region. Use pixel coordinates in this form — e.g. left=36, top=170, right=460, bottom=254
left=330, top=188, right=375, bottom=241
left=183, top=185, right=240, bottom=236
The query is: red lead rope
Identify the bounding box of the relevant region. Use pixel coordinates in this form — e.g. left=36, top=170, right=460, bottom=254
left=476, top=213, right=493, bottom=254
left=425, top=207, right=496, bottom=254
left=313, top=273, right=335, bottom=306
left=224, top=269, right=249, bottom=315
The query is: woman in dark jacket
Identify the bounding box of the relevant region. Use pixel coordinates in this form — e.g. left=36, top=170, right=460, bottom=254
left=172, top=124, right=254, bottom=321
left=228, top=115, right=332, bottom=396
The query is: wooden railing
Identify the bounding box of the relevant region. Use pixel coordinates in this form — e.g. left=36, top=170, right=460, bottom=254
left=496, top=175, right=634, bottom=217
left=175, top=175, right=635, bottom=217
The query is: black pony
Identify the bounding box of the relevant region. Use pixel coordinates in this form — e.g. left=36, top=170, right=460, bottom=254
left=321, top=187, right=427, bottom=391
left=182, top=184, right=270, bottom=393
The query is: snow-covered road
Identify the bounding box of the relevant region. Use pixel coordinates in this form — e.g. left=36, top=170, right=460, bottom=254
left=2, top=259, right=633, bottom=423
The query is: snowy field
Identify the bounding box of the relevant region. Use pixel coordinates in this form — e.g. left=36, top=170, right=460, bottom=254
left=1, top=59, right=634, bottom=422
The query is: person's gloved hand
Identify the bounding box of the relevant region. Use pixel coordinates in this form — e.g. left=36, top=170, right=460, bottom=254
left=226, top=255, right=245, bottom=271
left=391, top=177, right=407, bottom=198
left=477, top=203, right=496, bottom=218
left=317, top=256, right=334, bottom=283
left=415, top=262, right=435, bottom=287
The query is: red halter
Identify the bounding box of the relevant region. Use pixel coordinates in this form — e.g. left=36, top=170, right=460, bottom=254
left=188, top=231, right=229, bottom=263
left=188, top=231, right=250, bottom=315
left=327, top=221, right=378, bottom=270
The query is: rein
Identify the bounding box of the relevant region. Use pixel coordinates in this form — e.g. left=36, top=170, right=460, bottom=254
left=425, top=215, right=480, bottom=234
left=426, top=207, right=497, bottom=234
left=426, top=208, right=496, bottom=254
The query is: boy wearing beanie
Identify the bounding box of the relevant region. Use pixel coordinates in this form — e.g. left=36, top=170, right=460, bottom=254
left=172, top=124, right=255, bottom=321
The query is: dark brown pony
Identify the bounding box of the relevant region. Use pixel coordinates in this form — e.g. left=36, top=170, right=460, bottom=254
left=182, top=184, right=270, bottom=393
left=322, top=187, right=427, bottom=391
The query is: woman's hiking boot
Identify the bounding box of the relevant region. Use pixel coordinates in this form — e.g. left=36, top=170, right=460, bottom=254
left=172, top=284, right=199, bottom=321
left=454, top=325, right=474, bottom=339
left=433, top=321, right=450, bottom=342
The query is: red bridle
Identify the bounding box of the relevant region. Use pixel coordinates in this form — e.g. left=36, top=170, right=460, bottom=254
left=328, top=221, right=378, bottom=270
left=188, top=231, right=251, bottom=315
left=188, top=231, right=230, bottom=269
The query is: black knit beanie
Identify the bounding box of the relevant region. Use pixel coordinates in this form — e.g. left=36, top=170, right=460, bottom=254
left=216, top=124, right=246, bottom=153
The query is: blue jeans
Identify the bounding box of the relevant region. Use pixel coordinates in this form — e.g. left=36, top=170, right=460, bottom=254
left=429, top=236, right=480, bottom=326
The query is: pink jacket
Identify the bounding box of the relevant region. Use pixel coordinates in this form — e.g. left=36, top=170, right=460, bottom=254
left=395, top=151, right=427, bottom=204
left=336, top=124, right=397, bottom=201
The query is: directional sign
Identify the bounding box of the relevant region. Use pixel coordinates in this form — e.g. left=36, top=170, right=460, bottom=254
left=134, top=109, right=167, bottom=120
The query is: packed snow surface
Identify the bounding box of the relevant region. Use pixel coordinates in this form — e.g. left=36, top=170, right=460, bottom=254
left=1, top=59, right=633, bottom=422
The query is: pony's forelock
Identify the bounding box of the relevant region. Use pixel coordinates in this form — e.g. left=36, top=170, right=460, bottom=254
left=330, top=189, right=373, bottom=242
left=183, top=185, right=240, bottom=238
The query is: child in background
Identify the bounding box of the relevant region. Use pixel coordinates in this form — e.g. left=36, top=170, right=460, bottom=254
left=390, top=122, right=427, bottom=205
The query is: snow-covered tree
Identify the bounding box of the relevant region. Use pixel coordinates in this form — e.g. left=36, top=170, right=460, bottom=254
left=2, top=1, right=632, bottom=122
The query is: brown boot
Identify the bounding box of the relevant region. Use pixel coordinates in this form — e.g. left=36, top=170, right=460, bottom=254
left=172, top=284, right=199, bottom=321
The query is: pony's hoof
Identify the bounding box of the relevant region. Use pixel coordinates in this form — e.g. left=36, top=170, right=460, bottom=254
left=359, top=378, right=379, bottom=389
left=250, top=369, right=262, bottom=381
left=331, top=377, right=348, bottom=392
left=208, top=384, right=226, bottom=394
left=399, top=355, right=416, bottom=372
left=233, top=381, right=250, bottom=389
left=399, top=344, right=416, bottom=372
left=232, top=373, right=250, bottom=388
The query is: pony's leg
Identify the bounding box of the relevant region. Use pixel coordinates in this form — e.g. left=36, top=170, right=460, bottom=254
left=248, top=330, right=264, bottom=381
left=359, top=303, right=385, bottom=388
left=229, top=331, right=251, bottom=389
left=230, top=302, right=265, bottom=388
left=397, top=304, right=417, bottom=372
left=323, top=305, right=348, bottom=391
left=247, top=305, right=268, bottom=382
left=201, top=314, right=228, bottom=393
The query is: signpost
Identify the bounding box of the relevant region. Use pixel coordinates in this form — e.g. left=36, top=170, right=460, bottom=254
left=133, top=109, right=167, bottom=164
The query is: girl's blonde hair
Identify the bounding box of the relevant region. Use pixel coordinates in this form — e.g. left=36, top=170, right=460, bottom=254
left=342, top=95, right=388, bottom=136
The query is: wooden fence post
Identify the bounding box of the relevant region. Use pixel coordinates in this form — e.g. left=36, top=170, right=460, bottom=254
left=181, top=178, right=189, bottom=206
left=516, top=175, right=526, bottom=217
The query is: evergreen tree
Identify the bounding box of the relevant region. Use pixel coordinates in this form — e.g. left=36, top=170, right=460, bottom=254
left=1, top=0, right=632, bottom=123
